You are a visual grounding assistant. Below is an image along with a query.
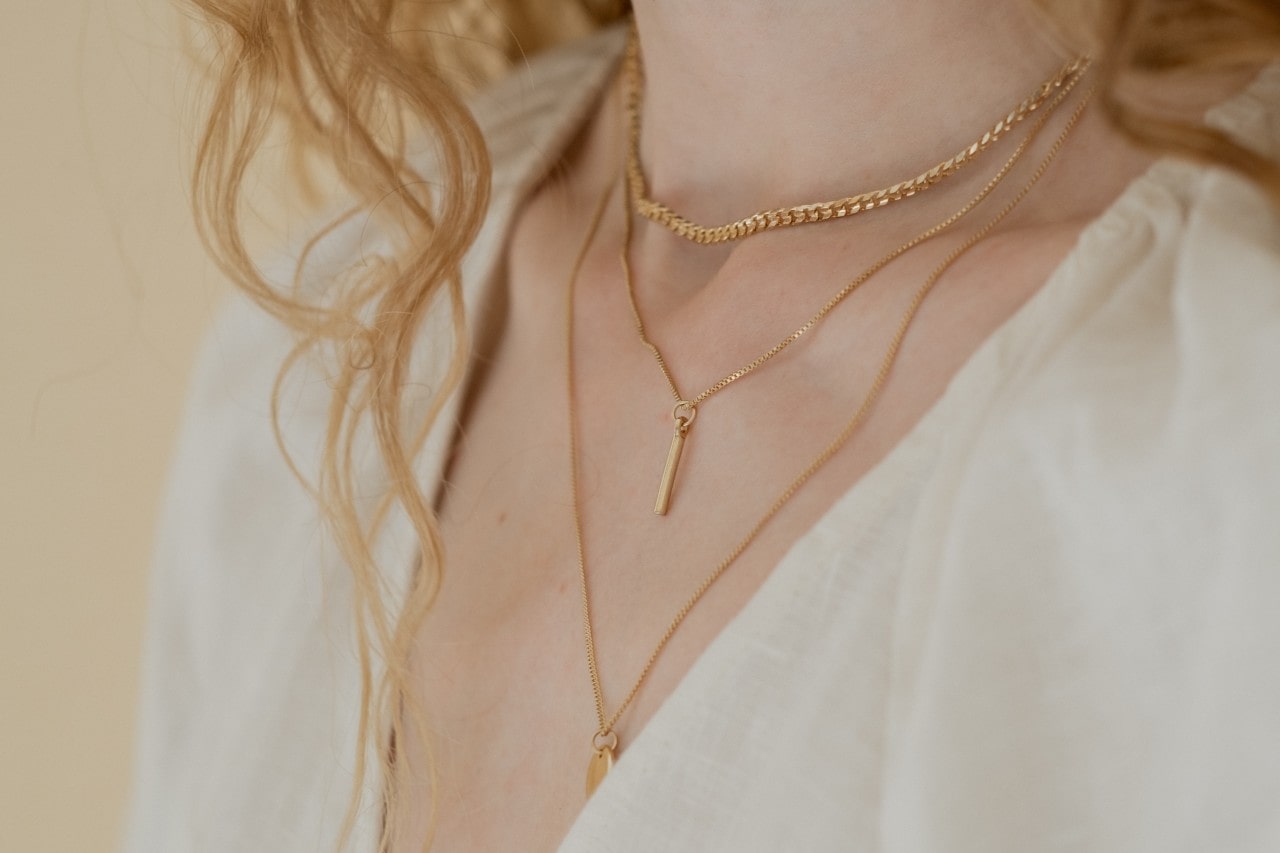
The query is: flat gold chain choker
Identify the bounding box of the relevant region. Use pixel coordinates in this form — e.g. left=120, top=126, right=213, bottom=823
left=624, top=26, right=1090, bottom=245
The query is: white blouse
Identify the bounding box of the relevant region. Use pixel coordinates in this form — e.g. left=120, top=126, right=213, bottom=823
left=125, top=25, right=1280, bottom=852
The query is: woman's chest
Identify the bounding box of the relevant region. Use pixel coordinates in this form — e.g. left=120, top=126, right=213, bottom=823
left=389, top=275, right=956, bottom=851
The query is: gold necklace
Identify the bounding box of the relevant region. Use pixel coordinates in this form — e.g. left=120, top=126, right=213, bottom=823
left=569, top=88, right=1095, bottom=798
left=623, top=25, right=1090, bottom=245
left=628, top=67, right=1085, bottom=515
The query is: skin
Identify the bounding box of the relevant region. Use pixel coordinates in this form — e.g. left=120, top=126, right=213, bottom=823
left=386, top=2, right=1246, bottom=850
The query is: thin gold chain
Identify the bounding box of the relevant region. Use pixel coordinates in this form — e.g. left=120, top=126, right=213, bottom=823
left=567, top=179, right=620, bottom=745
left=622, top=65, right=1086, bottom=413
left=624, top=26, right=1090, bottom=245
left=570, top=88, right=1095, bottom=747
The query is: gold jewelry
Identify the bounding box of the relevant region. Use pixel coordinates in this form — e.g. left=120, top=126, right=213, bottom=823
left=623, top=25, right=1090, bottom=245
left=569, top=87, right=1095, bottom=797
left=628, top=67, right=1086, bottom=515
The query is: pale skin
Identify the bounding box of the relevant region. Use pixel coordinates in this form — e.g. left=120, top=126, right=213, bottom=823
left=387, top=2, right=1244, bottom=850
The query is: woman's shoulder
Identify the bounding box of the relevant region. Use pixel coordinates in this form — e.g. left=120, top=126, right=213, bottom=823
left=993, top=153, right=1280, bottom=491
left=1000, top=62, right=1280, bottom=424
left=152, top=27, right=635, bottom=592
left=929, top=65, right=1280, bottom=566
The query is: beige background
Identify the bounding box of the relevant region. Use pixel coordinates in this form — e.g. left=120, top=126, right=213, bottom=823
left=1, top=3, right=226, bottom=849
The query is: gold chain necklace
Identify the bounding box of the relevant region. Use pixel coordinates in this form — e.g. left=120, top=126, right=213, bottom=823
left=569, top=87, right=1095, bottom=798
left=623, top=25, right=1090, bottom=245
left=628, top=66, right=1086, bottom=515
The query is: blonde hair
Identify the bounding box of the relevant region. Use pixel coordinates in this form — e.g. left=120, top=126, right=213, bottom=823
left=184, top=0, right=1280, bottom=848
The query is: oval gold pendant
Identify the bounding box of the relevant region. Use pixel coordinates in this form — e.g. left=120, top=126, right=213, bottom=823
left=585, top=746, right=614, bottom=797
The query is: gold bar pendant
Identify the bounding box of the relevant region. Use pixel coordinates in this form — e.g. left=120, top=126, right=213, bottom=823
left=654, top=427, right=687, bottom=515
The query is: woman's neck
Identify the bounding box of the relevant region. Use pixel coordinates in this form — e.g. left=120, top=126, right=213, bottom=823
left=630, top=0, right=1071, bottom=223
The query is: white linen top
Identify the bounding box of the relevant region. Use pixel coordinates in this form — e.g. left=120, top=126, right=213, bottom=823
left=125, top=25, right=1280, bottom=853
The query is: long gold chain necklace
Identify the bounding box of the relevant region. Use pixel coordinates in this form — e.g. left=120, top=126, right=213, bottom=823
left=629, top=66, right=1086, bottom=515
left=569, top=87, right=1095, bottom=798
left=623, top=25, right=1090, bottom=245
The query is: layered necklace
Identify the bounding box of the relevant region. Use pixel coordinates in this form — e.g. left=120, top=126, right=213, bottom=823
left=621, top=27, right=1089, bottom=516
left=567, top=30, right=1093, bottom=797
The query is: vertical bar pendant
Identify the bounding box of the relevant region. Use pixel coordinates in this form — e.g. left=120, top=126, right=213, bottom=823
left=654, top=427, right=686, bottom=515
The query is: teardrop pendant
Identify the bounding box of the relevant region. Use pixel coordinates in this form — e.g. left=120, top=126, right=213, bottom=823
left=585, top=745, right=614, bottom=797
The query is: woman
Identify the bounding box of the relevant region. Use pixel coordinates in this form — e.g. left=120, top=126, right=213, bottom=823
left=127, top=1, right=1280, bottom=850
